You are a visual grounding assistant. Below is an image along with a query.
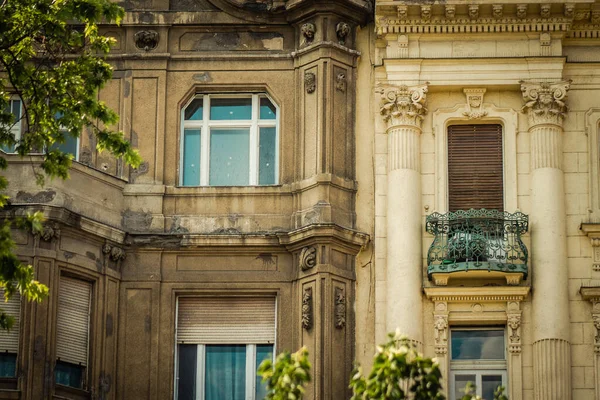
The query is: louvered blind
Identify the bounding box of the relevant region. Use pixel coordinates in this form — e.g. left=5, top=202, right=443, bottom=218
left=448, top=124, right=504, bottom=212
left=177, top=297, right=276, bottom=344
left=56, top=277, right=91, bottom=366
left=0, top=289, right=20, bottom=353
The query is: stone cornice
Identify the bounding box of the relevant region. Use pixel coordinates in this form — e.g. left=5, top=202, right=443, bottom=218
left=377, top=83, right=428, bottom=129
left=424, top=286, right=531, bottom=302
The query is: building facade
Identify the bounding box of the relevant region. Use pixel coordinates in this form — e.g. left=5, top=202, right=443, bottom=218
left=2, top=0, right=600, bottom=399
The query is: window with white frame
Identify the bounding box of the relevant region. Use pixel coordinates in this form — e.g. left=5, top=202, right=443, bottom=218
left=0, top=288, right=21, bottom=378
left=180, top=94, right=278, bottom=186
left=450, top=329, right=507, bottom=400
left=175, top=297, right=276, bottom=400
left=1, top=98, right=22, bottom=153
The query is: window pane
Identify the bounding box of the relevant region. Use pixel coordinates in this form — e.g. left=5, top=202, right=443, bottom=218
left=185, top=98, right=203, bottom=121
left=55, top=360, right=84, bottom=388
left=256, top=344, right=273, bottom=399
left=2, top=100, right=21, bottom=153
left=259, top=127, right=276, bottom=185
left=451, top=330, right=505, bottom=360
left=182, top=129, right=201, bottom=186
left=210, top=98, right=252, bottom=120
left=50, top=132, right=78, bottom=160
left=0, top=353, right=16, bottom=377
left=482, top=375, right=503, bottom=400
left=205, top=345, right=246, bottom=400
left=177, top=345, right=197, bottom=400
left=209, top=129, right=249, bottom=186
left=11, top=100, right=20, bottom=118
left=259, top=97, right=276, bottom=120
left=454, top=374, right=476, bottom=400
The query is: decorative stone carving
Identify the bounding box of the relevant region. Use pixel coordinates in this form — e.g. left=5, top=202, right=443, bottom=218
left=564, top=4, right=575, bottom=18
left=593, top=313, right=600, bottom=353
left=507, top=313, right=522, bottom=353
left=574, top=10, right=591, bottom=21
left=335, top=22, right=350, bottom=46
left=468, top=5, right=479, bottom=20
left=36, top=223, right=61, bottom=242
left=517, top=4, right=528, bottom=19
left=592, top=10, right=600, bottom=24
left=397, top=5, right=408, bottom=20
left=378, top=84, right=428, bottom=128
left=103, top=243, right=126, bottom=262
left=300, top=22, right=315, bottom=47
left=335, top=72, right=346, bottom=92
left=134, top=30, right=159, bottom=51
left=540, top=4, right=551, bottom=19
left=463, top=88, right=488, bottom=119
left=130, top=161, right=149, bottom=183
left=445, top=5, right=456, bottom=19
left=420, top=5, right=431, bottom=22
left=492, top=5, right=503, bottom=19
left=520, top=81, right=570, bottom=126
left=301, top=287, right=312, bottom=330
left=334, top=287, right=346, bottom=329
left=433, top=315, right=448, bottom=354
left=304, top=72, right=316, bottom=94
left=299, top=246, right=317, bottom=270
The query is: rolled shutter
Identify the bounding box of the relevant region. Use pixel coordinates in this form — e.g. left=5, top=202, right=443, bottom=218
left=0, top=289, right=20, bottom=353
left=448, top=124, right=504, bottom=212
left=56, top=277, right=91, bottom=366
left=177, top=297, right=276, bottom=344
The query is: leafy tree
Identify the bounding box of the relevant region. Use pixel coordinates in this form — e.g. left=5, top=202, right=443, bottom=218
left=258, top=346, right=311, bottom=400
left=0, top=0, right=140, bottom=328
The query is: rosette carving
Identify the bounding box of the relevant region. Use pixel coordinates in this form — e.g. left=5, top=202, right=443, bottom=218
left=520, top=81, right=570, bottom=126
left=378, top=84, right=428, bottom=129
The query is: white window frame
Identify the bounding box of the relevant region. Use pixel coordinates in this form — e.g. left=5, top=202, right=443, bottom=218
left=2, top=98, right=22, bottom=154
left=449, top=328, right=507, bottom=400
left=54, top=126, right=80, bottom=161
left=179, top=93, right=279, bottom=186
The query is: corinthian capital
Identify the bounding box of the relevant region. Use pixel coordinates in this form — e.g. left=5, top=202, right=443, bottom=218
left=378, top=84, right=428, bottom=129
left=520, top=80, right=570, bottom=126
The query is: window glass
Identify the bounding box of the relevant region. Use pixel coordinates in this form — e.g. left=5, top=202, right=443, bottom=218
left=182, top=129, right=201, bottom=186
left=259, top=97, right=276, bottom=120
left=177, top=344, right=197, bottom=400
left=482, top=375, right=503, bottom=400
left=454, top=374, right=476, bottom=400
left=259, top=127, right=276, bottom=185
left=2, top=99, right=21, bottom=153
left=55, top=361, right=84, bottom=388
left=255, top=344, right=273, bottom=399
left=50, top=133, right=78, bottom=159
left=210, top=98, right=252, bottom=120
left=185, top=98, right=203, bottom=120
left=205, top=345, right=246, bottom=400
left=0, top=352, right=16, bottom=377
left=451, top=330, right=504, bottom=360
left=209, top=129, right=250, bottom=186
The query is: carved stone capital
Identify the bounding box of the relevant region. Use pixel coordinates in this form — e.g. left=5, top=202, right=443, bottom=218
left=378, top=84, right=428, bottom=129
left=520, top=80, right=570, bottom=127
left=301, top=287, right=313, bottom=330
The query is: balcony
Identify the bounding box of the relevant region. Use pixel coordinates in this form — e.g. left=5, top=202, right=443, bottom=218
left=426, top=209, right=528, bottom=286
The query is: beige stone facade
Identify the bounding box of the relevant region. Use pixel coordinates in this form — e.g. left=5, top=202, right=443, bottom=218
left=3, top=0, right=600, bottom=399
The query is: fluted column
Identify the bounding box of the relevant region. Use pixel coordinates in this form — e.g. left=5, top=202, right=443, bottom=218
left=379, top=84, right=428, bottom=345
left=521, top=81, right=572, bottom=400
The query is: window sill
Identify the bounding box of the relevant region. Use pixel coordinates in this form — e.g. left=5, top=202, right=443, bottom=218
left=54, top=384, right=90, bottom=400
left=167, top=184, right=290, bottom=196
left=0, top=378, right=17, bottom=391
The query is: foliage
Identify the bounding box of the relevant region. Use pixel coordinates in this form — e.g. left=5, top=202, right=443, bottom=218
left=258, top=346, right=311, bottom=400
left=0, top=0, right=141, bottom=328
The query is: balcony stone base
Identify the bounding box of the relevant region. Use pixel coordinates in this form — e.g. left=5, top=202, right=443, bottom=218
left=431, top=270, right=525, bottom=286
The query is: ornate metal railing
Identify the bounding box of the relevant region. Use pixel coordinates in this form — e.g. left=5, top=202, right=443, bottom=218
left=426, top=209, right=529, bottom=280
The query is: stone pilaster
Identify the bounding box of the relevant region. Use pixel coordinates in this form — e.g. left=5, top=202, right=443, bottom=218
left=379, top=84, right=428, bottom=345
left=521, top=80, right=572, bottom=400
left=507, top=301, right=524, bottom=400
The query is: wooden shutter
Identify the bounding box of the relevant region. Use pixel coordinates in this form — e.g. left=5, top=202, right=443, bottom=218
left=0, top=289, right=20, bottom=353
left=56, top=277, right=91, bottom=366
left=177, top=297, right=276, bottom=345
left=448, top=124, right=504, bottom=211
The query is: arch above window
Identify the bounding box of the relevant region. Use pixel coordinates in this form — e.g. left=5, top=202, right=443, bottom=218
left=179, top=94, right=279, bottom=187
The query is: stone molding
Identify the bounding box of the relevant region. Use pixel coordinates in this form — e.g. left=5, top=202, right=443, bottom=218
left=585, top=109, right=600, bottom=220
left=579, top=284, right=600, bottom=400
left=520, top=80, right=570, bottom=127
left=580, top=224, right=600, bottom=271
left=377, top=83, right=428, bottom=130
left=424, top=287, right=530, bottom=303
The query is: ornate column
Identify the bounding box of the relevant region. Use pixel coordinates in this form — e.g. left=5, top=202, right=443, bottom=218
left=379, top=84, right=428, bottom=345
left=521, top=81, right=572, bottom=400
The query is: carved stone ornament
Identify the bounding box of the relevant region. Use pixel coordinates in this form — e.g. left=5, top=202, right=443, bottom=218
left=397, top=5, right=408, bottom=20
left=540, top=4, right=551, bottom=19
left=517, top=4, right=528, bottom=19
left=335, top=22, right=350, bottom=46
left=421, top=5, right=432, bottom=22
left=433, top=315, right=448, bottom=354
left=299, top=246, right=317, bottom=270
left=335, top=72, right=346, bottom=92
left=445, top=5, right=456, bottom=19
left=300, top=22, right=315, bottom=47
left=468, top=5, right=480, bottom=20
left=520, top=80, right=570, bottom=126
left=103, top=243, right=126, bottom=262
left=574, top=9, right=591, bottom=21
left=301, top=287, right=313, bottom=330
left=492, top=5, right=503, bottom=19
left=304, top=72, right=316, bottom=94
left=592, top=10, right=600, bottom=24
left=507, top=314, right=522, bottom=353
left=334, top=287, right=346, bottom=329
left=134, top=30, right=159, bottom=51
left=463, top=88, right=488, bottom=119
left=594, top=313, right=600, bottom=352
left=564, top=4, right=574, bottom=18
left=378, top=84, right=428, bottom=128
left=37, top=223, right=61, bottom=242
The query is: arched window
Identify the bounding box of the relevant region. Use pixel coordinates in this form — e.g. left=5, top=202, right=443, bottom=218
left=180, top=94, right=279, bottom=186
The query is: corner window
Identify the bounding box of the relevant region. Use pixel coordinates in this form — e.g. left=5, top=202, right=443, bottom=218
left=55, top=276, right=92, bottom=389
left=0, top=289, right=21, bottom=377
left=180, top=94, right=278, bottom=186
left=447, top=124, right=503, bottom=211
left=175, top=297, right=276, bottom=400
left=1, top=98, right=22, bottom=153
left=450, top=329, right=507, bottom=400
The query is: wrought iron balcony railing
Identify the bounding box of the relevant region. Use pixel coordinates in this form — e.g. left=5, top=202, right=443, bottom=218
left=426, top=209, right=529, bottom=285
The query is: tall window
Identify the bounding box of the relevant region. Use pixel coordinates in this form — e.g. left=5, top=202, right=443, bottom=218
left=175, top=297, right=276, bottom=400
left=0, top=289, right=20, bottom=377
left=447, top=124, right=503, bottom=211
left=1, top=98, right=22, bottom=153
left=50, top=122, right=79, bottom=161
left=55, top=276, right=92, bottom=389
left=180, top=94, right=278, bottom=186
left=450, top=329, right=507, bottom=400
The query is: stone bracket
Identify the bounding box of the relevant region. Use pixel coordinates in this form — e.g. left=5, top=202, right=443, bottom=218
left=580, top=224, right=600, bottom=271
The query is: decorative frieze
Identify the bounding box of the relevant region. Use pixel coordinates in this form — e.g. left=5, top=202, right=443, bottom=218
left=540, top=4, right=551, bottom=19
left=517, top=4, right=528, bottom=19
left=134, top=30, right=159, bottom=51
left=468, top=5, right=479, bottom=20
left=334, top=287, right=346, bottom=329
left=445, top=5, right=456, bottom=20
left=463, top=88, right=488, bottom=119
left=299, top=246, right=317, bottom=270
left=302, top=287, right=313, bottom=330
left=492, top=5, right=503, bottom=19
left=378, top=84, right=428, bottom=129
left=397, top=5, right=408, bottom=20
left=520, top=80, right=570, bottom=127
left=421, top=5, right=432, bottom=22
